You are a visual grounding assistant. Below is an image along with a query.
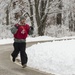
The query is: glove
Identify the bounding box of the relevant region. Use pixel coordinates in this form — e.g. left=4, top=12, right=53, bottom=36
left=15, top=24, right=19, bottom=29
left=30, top=26, right=34, bottom=30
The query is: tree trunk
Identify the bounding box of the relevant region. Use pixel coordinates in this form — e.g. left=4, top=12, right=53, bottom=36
left=28, top=0, right=34, bottom=26
left=34, top=0, right=48, bottom=36
left=38, top=23, right=46, bottom=36
left=56, top=0, right=62, bottom=25
left=38, top=24, right=44, bottom=35
left=57, top=13, right=62, bottom=25
left=34, top=0, right=41, bottom=26
left=6, top=6, right=9, bottom=25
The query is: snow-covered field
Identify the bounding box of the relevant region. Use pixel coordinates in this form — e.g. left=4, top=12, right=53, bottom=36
left=1, top=36, right=75, bottom=75
left=27, top=39, right=75, bottom=75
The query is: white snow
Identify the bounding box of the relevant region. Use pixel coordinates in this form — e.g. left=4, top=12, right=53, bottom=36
left=0, top=38, right=13, bottom=45
left=26, top=39, right=75, bottom=75
left=0, top=0, right=75, bottom=74
left=26, top=36, right=55, bottom=42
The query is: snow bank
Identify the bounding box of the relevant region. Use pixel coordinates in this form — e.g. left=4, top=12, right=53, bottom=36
left=0, top=38, right=13, bottom=45
left=26, top=36, right=55, bottom=42
left=27, top=39, right=75, bottom=75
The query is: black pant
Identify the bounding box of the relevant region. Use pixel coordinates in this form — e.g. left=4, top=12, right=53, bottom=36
left=11, top=42, right=28, bottom=65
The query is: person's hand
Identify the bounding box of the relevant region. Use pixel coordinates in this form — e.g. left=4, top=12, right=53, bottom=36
left=30, top=26, right=34, bottom=30
left=15, top=24, right=19, bottom=29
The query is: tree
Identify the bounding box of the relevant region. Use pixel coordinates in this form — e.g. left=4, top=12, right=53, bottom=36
left=33, top=0, right=60, bottom=35
left=57, top=13, right=62, bottom=25
left=62, top=0, right=75, bottom=31
left=6, top=6, right=9, bottom=25
left=0, top=0, right=61, bottom=36
left=56, top=0, right=62, bottom=25
left=34, top=0, right=47, bottom=35
left=28, top=0, right=34, bottom=27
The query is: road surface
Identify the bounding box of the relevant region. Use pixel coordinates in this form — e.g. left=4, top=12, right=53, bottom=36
left=0, top=43, right=54, bottom=75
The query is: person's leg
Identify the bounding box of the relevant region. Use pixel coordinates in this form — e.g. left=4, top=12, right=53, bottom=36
left=19, top=42, right=28, bottom=66
left=11, top=42, right=20, bottom=62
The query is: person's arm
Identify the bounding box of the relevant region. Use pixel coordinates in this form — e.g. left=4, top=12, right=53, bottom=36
left=11, top=24, right=19, bottom=34
left=29, top=26, right=34, bottom=35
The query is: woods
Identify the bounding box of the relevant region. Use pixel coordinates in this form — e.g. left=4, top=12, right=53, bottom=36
left=0, top=0, right=75, bottom=37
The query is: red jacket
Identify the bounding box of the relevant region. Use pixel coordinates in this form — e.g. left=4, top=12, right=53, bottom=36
left=14, top=24, right=30, bottom=39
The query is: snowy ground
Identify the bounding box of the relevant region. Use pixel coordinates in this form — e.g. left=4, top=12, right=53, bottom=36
left=27, top=39, right=75, bottom=75
left=1, top=36, right=75, bottom=75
